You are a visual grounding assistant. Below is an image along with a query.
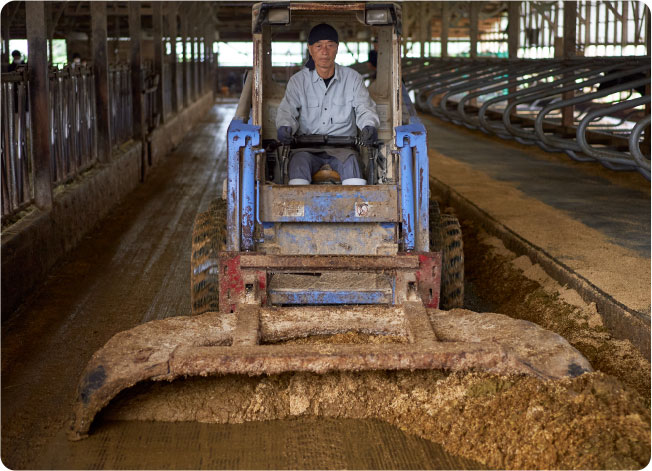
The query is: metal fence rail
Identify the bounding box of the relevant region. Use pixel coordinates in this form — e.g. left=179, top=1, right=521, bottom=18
left=176, top=65, right=184, bottom=107
left=143, top=69, right=160, bottom=133
left=1, top=69, right=33, bottom=219
left=404, top=57, right=651, bottom=180
left=2, top=49, right=211, bottom=223
left=109, top=65, right=133, bottom=147
left=162, top=62, right=173, bottom=120
left=49, top=66, right=97, bottom=185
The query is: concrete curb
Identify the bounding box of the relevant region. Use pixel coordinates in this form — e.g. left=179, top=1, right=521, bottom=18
left=430, top=176, right=651, bottom=361
left=149, top=92, right=215, bottom=165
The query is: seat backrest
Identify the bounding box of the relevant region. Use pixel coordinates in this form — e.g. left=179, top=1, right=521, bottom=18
left=262, top=81, right=286, bottom=141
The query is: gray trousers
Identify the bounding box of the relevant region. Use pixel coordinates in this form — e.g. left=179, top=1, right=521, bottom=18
left=289, top=151, right=361, bottom=182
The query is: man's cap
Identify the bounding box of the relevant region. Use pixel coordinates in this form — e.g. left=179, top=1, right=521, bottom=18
left=308, top=23, right=338, bottom=45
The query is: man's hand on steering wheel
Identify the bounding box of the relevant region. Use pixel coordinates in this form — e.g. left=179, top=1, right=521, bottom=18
left=361, top=125, right=378, bottom=146
left=277, top=126, right=294, bottom=145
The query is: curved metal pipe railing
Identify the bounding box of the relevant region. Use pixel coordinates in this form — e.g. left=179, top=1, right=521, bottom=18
left=452, top=61, right=568, bottom=129
left=405, top=57, right=650, bottom=180
left=405, top=59, right=498, bottom=105
left=505, top=65, right=649, bottom=144
left=476, top=63, right=610, bottom=139
left=574, top=96, right=651, bottom=178
left=629, top=115, right=652, bottom=176
left=428, top=63, right=511, bottom=120
left=413, top=62, right=499, bottom=111
left=438, top=61, right=545, bottom=125
left=533, top=75, right=649, bottom=151
left=490, top=62, right=634, bottom=141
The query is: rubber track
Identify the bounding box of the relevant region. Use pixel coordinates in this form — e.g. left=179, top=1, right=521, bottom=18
left=190, top=199, right=227, bottom=315
left=430, top=199, right=464, bottom=309
left=439, top=214, right=464, bottom=309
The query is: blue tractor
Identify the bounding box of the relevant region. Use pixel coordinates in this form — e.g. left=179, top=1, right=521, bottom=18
left=68, top=3, right=592, bottom=441
left=190, top=2, right=464, bottom=316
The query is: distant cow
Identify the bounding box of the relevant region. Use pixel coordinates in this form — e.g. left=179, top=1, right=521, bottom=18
left=597, top=70, right=648, bottom=96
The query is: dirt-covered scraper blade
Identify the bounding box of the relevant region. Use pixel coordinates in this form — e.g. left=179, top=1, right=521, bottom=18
left=68, top=304, right=592, bottom=440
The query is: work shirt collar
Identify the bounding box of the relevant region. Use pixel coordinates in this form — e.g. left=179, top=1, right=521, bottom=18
left=311, top=63, right=340, bottom=85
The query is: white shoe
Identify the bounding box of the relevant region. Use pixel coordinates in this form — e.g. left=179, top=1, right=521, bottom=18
left=342, top=178, right=367, bottom=185
left=288, top=178, right=310, bottom=185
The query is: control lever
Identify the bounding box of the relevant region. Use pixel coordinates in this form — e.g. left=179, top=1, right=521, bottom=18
left=277, top=144, right=291, bottom=184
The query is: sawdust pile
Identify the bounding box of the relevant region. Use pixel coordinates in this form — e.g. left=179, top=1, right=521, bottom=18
left=105, top=369, right=649, bottom=469
left=461, top=218, right=651, bottom=403
left=99, top=204, right=651, bottom=469
left=101, top=212, right=652, bottom=469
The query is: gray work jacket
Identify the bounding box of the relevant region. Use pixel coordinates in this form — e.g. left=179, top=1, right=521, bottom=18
left=276, top=63, right=379, bottom=162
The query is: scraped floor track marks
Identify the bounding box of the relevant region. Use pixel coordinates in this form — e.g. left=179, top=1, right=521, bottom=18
left=2, top=105, right=229, bottom=468
left=38, top=418, right=481, bottom=470
left=2, top=104, right=478, bottom=470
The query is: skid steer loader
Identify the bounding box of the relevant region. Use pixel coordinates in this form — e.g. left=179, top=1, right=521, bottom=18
left=68, top=2, right=591, bottom=440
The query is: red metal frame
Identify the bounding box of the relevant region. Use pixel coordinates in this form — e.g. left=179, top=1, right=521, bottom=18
left=219, top=252, right=442, bottom=312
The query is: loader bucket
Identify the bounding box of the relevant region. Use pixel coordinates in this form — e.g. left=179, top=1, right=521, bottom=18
left=68, top=303, right=591, bottom=440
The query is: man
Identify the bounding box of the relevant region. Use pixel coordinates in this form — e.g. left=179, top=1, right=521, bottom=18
left=71, top=52, right=82, bottom=68
left=7, top=50, right=23, bottom=72
left=276, top=23, right=379, bottom=185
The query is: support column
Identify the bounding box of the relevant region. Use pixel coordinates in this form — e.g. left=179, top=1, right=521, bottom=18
left=506, top=2, right=521, bottom=115
left=419, top=3, right=428, bottom=59
left=129, top=1, right=143, bottom=140
left=26, top=2, right=53, bottom=210
left=181, top=11, right=188, bottom=107
left=195, top=31, right=200, bottom=96
left=168, top=3, right=179, bottom=114
left=647, top=5, right=651, bottom=57
left=201, top=25, right=206, bottom=94
left=195, top=34, right=200, bottom=97
left=401, top=3, right=409, bottom=58
left=199, top=31, right=205, bottom=94
left=441, top=2, right=449, bottom=58
left=190, top=28, right=196, bottom=101
left=192, top=7, right=200, bottom=100
left=113, top=5, right=121, bottom=61
left=45, top=3, right=53, bottom=65
left=470, top=1, right=479, bottom=59
left=91, top=1, right=112, bottom=162
left=153, top=1, right=165, bottom=123
left=207, top=22, right=216, bottom=95
left=562, top=1, right=577, bottom=129
left=563, top=1, right=577, bottom=58
left=205, top=22, right=212, bottom=94
left=508, top=1, right=520, bottom=58
left=129, top=1, right=147, bottom=181
left=2, top=17, right=10, bottom=69
left=201, top=23, right=207, bottom=93
left=646, top=7, right=651, bottom=146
